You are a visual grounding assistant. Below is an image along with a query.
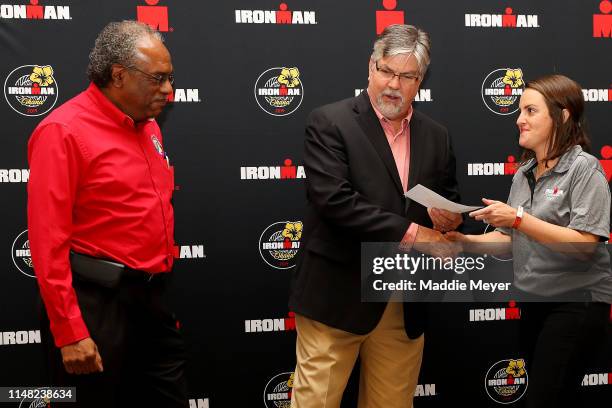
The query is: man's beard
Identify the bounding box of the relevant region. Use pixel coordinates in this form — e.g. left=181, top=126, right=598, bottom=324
left=375, top=89, right=406, bottom=120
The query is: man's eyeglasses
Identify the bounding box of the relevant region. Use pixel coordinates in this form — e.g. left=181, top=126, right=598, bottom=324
left=375, top=61, right=420, bottom=84
left=126, top=65, right=175, bottom=86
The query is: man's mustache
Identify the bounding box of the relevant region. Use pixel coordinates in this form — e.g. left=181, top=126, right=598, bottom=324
left=380, top=89, right=404, bottom=103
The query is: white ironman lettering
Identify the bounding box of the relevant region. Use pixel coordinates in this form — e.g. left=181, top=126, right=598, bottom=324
left=1, top=332, right=15, bottom=345
left=302, top=11, right=316, bottom=24
left=0, top=330, right=41, bottom=345
left=467, top=163, right=481, bottom=175
left=246, top=319, right=261, bottom=332
left=0, top=5, right=25, bottom=18
left=245, top=318, right=285, bottom=332
left=180, top=245, right=205, bottom=259
left=582, top=373, right=608, bottom=386
left=465, top=14, right=538, bottom=28
left=188, top=399, right=209, bottom=408
left=8, top=87, right=28, bottom=94
left=186, top=89, right=199, bottom=102
left=0, top=169, right=29, bottom=182
left=38, top=6, right=70, bottom=20
left=235, top=10, right=315, bottom=24
left=174, top=89, right=199, bottom=102
left=469, top=308, right=506, bottom=321
left=266, top=318, right=285, bottom=331
left=471, top=14, right=502, bottom=27
left=174, top=89, right=187, bottom=102
left=265, top=166, right=281, bottom=179
left=488, top=377, right=525, bottom=386
left=241, top=167, right=256, bottom=179
left=241, top=166, right=305, bottom=180
left=236, top=10, right=268, bottom=24
left=254, top=167, right=269, bottom=179
left=414, top=384, right=436, bottom=397
left=43, top=6, right=57, bottom=19
left=486, top=308, right=504, bottom=320
left=268, top=393, right=289, bottom=400
left=489, top=14, right=502, bottom=27
left=516, top=15, right=539, bottom=28
left=55, top=6, right=70, bottom=19
left=243, top=166, right=277, bottom=180
left=415, top=89, right=432, bottom=102
left=474, top=14, right=488, bottom=27
left=292, top=11, right=303, bottom=24
left=249, top=10, right=274, bottom=24
left=487, top=163, right=504, bottom=175
left=15, top=249, right=30, bottom=257
left=485, top=88, right=523, bottom=96
left=261, top=319, right=274, bottom=331
left=8, top=87, right=55, bottom=95
left=582, top=89, right=609, bottom=102
left=249, top=10, right=261, bottom=23
left=259, top=88, right=301, bottom=96
left=468, top=163, right=504, bottom=176
left=234, top=10, right=243, bottom=22
left=265, top=10, right=276, bottom=23
left=263, top=242, right=300, bottom=249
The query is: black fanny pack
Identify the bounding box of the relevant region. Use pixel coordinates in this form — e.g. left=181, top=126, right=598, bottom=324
left=70, top=251, right=125, bottom=288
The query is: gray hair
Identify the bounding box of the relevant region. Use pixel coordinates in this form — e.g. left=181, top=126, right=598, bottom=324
left=371, top=24, right=431, bottom=77
left=87, top=20, right=164, bottom=87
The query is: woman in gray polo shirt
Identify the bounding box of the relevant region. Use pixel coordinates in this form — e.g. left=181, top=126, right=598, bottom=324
left=448, top=74, right=611, bottom=408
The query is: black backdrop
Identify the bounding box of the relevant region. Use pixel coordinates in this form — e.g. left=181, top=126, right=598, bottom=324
left=1, top=1, right=611, bottom=407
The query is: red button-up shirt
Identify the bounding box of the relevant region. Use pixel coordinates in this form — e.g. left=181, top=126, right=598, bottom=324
left=27, top=83, right=175, bottom=347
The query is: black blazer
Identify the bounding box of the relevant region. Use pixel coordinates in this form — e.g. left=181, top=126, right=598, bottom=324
left=289, top=91, right=460, bottom=339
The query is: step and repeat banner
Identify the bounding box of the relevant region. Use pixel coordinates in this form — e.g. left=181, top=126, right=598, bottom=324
left=1, top=1, right=611, bottom=407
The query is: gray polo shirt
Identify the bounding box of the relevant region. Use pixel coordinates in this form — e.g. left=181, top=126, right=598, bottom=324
left=497, top=145, right=612, bottom=302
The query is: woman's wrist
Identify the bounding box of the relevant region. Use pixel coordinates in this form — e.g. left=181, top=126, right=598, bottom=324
left=511, top=205, right=524, bottom=229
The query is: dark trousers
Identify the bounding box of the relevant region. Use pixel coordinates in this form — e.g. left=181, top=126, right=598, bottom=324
left=41, top=271, right=188, bottom=408
left=519, top=301, right=609, bottom=408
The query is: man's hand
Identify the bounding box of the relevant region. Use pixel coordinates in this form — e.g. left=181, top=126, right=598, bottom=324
left=60, top=337, right=103, bottom=375
left=446, top=230, right=513, bottom=256
left=427, top=208, right=462, bottom=232
left=413, top=225, right=460, bottom=259
left=445, top=231, right=471, bottom=243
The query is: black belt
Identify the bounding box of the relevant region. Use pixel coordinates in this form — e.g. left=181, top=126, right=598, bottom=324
left=70, top=251, right=164, bottom=288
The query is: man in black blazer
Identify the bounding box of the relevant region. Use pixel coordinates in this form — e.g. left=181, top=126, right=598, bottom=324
left=289, top=25, right=462, bottom=408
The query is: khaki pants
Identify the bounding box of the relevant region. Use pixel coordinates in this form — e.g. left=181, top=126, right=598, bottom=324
left=291, top=301, right=424, bottom=408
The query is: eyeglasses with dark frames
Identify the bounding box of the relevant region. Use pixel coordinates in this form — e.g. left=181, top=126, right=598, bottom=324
left=126, top=65, right=175, bottom=86
left=374, top=61, right=420, bottom=84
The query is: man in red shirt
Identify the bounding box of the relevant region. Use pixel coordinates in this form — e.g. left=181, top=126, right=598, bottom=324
left=27, top=21, right=186, bottom=407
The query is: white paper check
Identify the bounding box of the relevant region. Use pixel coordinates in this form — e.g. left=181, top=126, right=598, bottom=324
left=405, top=184, right=482, bottom=213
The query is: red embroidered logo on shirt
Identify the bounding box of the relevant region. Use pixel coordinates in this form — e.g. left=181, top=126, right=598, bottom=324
left=150, top=135, right=164, bottom=156
left=545, top=187, right=564, bottom=199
